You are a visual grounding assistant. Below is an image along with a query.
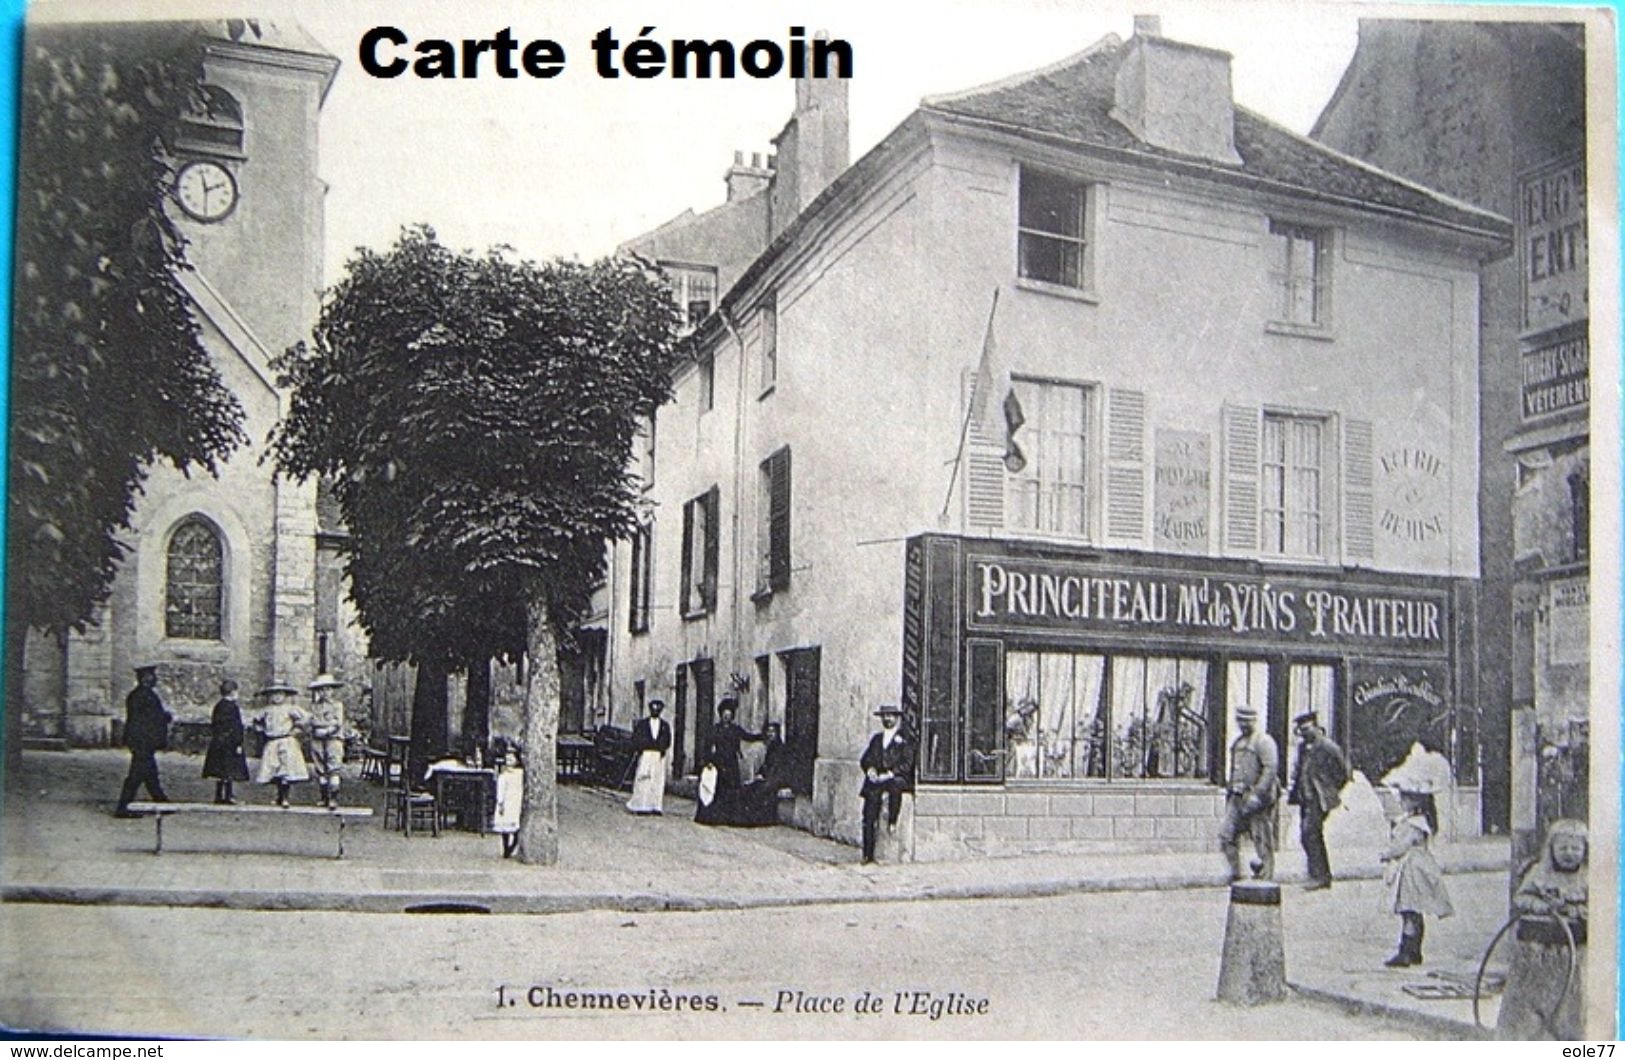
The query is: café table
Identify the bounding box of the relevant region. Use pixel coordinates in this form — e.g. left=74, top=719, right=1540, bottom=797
left=424, top=760, right=497, bottom=834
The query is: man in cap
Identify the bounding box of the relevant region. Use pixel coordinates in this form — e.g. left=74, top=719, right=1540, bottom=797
left=1218, top=704, right=1279, bottom=881
left=307, top=674, right=346, bottom=808
left=114, top=664, right=172, bottom=817
left=1288, top=710, right=1348, bottom=890
left=858, top=705, right=915, bottom=864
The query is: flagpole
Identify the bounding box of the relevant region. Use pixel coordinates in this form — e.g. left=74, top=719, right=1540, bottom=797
left=939, top=288, right=1000, bottom=525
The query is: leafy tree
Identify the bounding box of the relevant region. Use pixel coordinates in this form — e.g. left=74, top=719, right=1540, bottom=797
left=6, top=21, right=248, bottom=774
left=272, top=227, right=676, bottom=863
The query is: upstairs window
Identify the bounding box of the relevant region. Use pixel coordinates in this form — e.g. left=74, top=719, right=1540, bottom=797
left=637, top=414, right=656, bottom=490
left=165, top=517, right=223, bottom=640
left=1260, top=413, right=1325, bottom=558
left=698, top=354, right=715, bottom=413
left=758, top=301, right=778, bottom=394
left=1018, top=167, right=1089, bottom=291
left=1267, top=220, right=1330, bottom=328
left=628, top=522, right=653, bottom=634
left=177, top=85, right=245, bottom=157
left=1007, top=378, right=1092, bottom=538
left=756, top=447, right=792, bottom=596
left=680, top=487, right=720, bottom=617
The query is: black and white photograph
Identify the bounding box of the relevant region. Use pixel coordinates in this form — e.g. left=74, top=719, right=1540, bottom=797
left=0, top=0, right=1616, bottom=1041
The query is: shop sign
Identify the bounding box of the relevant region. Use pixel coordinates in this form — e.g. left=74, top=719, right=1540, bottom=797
left=1348, top=660, right=1451, bottom=781
left=966, top=555, right=1448, bottom=653
left=1548, top=577, right=1589, bottom=667
left=1153, top=430, right=1210, bottom=554
left=1520, top=155, right=1587, bottom=333
left=1521, top=331, right=1588, bottom=421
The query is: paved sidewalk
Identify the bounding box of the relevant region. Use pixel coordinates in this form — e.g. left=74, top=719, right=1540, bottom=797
left=3, top=749, right=1515, bottom=1036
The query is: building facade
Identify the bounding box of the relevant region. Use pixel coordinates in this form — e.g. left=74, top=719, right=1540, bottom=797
left=17, top=23, right=368, bottom=745
left=608, top=23, right=1508, bottom=857
left=1311, top=19, right=1587, bottom=858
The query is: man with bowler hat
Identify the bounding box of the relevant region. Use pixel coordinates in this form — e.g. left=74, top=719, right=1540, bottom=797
left=1218, top=704, right=1278, bottom=881
left=1288, top=710, right=1348, bottom=889
left=115, top=663, right=172, bottom=817
left=859, top=705, right=915, bottom=864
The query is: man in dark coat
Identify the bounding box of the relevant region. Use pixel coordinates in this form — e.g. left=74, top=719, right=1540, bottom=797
left=115, top=664, right=172, bottom=817
left=859, top=705, right=915, bottom=864
left=1288, top=710, right=1348, bottom=890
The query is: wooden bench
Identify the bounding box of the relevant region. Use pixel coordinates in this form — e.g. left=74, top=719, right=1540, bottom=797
left=126, top=802, right=374, bottom=859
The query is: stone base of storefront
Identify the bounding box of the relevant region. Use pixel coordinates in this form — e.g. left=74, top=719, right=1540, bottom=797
left=911, top=782, right=1226, bottom=860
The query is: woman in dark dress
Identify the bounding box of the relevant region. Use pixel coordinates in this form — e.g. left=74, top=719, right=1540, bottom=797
left=202, top=678, right=250, bottom=804
left=694, top=698, right=764, bottom=825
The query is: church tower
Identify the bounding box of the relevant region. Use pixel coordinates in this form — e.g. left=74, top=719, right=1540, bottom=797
left=22, top=22, right=342, bottom=743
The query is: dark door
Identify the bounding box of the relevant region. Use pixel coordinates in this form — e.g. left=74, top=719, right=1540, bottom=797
left=692, top=657, right=716, bottom=767
left=781, top=646, right=821, bottom=796
left=672, top=668, right=688, bottom=776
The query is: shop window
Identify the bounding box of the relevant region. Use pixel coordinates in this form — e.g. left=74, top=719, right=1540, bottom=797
left=165, top=516, right=224, bottom=640
left=1007, top=378, right=1092, bottom=537
left=680, top=487, right=719, bottom=617
left=1267, top=220, right=1329, bottom=328
left=628, top=522, right=653, bottom=634
left=1284, top=662, right=1337, bottom=785
left=1017, top=167, right=1091, bottom=291
left=756, top=447, right=791, bottom=596
left=1108, top=657, right=1210, bottom=779
left=1260, top=413, right=1325, bottom=558
left=1005, top=651, right=1108, bottom=779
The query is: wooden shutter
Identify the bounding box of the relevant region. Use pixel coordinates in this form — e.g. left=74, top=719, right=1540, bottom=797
left=963, top=369, right=1006, bottom=529
left=768, top=448, right=792, bottom=591
left=1222, top=404, right=1261, bottom=553
left=629, top=531, right=645, bottom=633
left=702, top=485, right=720, bottom=611
left=1342, top=418, right=1375, bottom=562
left=1105, top=388, right=1147, bottom=543
left=679, top=499, right=694, bottom=615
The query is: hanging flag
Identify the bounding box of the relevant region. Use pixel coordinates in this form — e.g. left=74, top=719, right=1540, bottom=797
left=1003, top=388, right=1027, bottom=473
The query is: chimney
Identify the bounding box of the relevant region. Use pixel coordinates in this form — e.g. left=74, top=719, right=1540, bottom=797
left=768, top=31, right=850, bottom=239
left=724, top=149, right=773, bottom=202
left=1110, top=29, right=1243, bottom=165
left=1132, top=14, right=1162, bottom=36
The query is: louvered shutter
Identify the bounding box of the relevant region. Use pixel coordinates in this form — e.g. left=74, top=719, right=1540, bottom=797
left=679, top=499, right=694, bottom=615
left=1342, top=418, right=1375, bottom=562
left=963, top=369, right=1006, bottom=529
left=702, top=485, right=720, bottom=611
left=1222, top=405, right=1261, bottom=554
left=768, top=448, right=792, bottom=591
left=1105, top=388, right=1147, bottom=543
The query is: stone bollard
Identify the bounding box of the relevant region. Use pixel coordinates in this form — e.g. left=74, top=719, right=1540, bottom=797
left=1216, top=881, right=1287, bottom=1005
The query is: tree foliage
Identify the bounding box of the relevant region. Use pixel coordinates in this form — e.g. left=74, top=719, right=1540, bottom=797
left=8, top=21, right=246, bottom=638
left=272, top=226, right=678, bottom=860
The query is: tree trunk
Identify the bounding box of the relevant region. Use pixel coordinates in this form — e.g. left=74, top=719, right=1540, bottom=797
left=461, top=652, right=491, bottom=755
left=408, top=659, right=449, bottom=786
left=517, top=586, right=561, bottom=865
left=3, top=617, right=28, bottom=786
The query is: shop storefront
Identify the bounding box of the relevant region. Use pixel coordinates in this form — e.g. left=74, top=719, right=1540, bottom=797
left=902, top=534, right=1476, bottom=858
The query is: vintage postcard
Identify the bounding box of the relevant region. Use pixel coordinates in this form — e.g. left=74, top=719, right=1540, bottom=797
left=0, top=0, right=1616, bottom=1041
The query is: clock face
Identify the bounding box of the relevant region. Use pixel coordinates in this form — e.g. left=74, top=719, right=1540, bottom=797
left=174, top=160, right=238, bottom=223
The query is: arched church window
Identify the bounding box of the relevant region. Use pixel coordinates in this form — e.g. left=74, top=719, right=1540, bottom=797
left=166, top=517, right=224, bottom=640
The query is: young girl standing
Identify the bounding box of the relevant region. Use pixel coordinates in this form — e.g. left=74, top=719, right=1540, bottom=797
left=1379, top=783, right=1455, bottom=967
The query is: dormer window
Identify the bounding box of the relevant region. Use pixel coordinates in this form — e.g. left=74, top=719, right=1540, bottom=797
left=665, top=265, right=718, bottom=334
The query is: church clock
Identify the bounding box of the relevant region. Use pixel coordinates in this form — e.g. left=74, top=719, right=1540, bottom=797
left=174, top=158, right=239, bottom=222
